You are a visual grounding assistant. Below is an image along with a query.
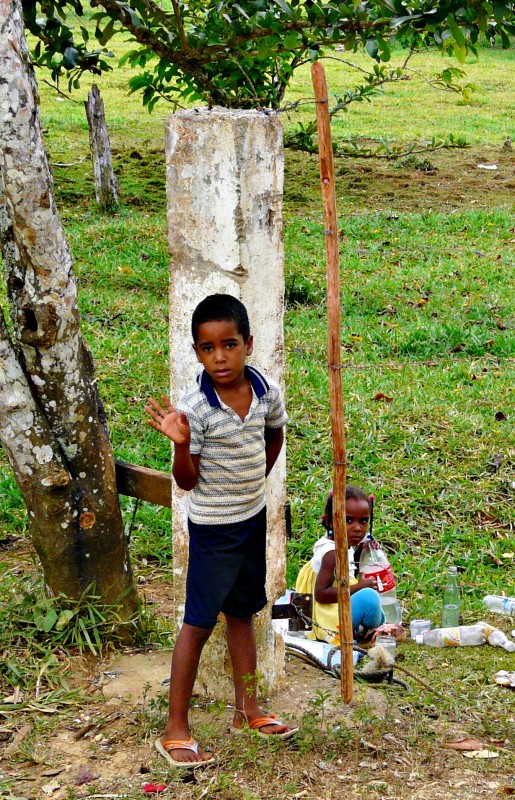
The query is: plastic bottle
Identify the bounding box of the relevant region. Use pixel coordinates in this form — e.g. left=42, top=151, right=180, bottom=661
left=359, top=534, right=402, bottom=624
left=417, top=624, right=486, bottom=647
left=483, top=595, right=515, bottom=616
left=441, top=565, right=460, bottom=627
left=418, top=622, right=515, bottom=651
left=482, top=623, right=515, bottom=652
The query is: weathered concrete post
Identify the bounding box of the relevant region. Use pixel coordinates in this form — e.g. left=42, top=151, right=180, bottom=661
left=165, top=108, right=286, bottom=699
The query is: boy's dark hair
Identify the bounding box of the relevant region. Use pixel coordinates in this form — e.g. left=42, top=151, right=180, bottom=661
left=322, top=485, right=371, bottom=532
left=191, top=294, right=250, bottom=342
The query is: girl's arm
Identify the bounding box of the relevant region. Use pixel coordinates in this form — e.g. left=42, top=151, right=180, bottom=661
left=314, top=551, right=337, bottom=604
left=314, top=550, right=378, bottom=604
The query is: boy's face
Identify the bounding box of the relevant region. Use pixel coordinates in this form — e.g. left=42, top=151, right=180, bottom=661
left=193, top=319, right=253, bottom=388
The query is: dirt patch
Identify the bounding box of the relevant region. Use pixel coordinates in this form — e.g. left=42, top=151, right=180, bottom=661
left=52, top=142, right=514, bottom=218
left=2, top=645, right=514, bottom=800
left=284, top=145, right=515, bottom=215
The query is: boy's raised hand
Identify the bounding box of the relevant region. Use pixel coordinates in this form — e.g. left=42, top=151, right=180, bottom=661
left=145, top=396, right=190, bottom=446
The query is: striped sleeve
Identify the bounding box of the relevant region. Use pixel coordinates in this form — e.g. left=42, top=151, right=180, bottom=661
left=264, top=378, right=288, bottom=429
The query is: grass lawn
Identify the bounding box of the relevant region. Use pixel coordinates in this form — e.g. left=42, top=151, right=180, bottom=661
left=0, top=31, right=514, bottom=800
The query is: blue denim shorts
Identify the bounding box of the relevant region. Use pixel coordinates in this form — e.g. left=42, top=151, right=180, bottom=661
left=184, top=506, right=267, bottom=629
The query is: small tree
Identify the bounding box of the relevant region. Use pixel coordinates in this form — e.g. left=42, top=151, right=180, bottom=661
left=24, top=0, right=515, bottom=112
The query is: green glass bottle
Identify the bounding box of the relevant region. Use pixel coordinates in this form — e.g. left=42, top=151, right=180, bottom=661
left=441, top=565, right=460, bottom=627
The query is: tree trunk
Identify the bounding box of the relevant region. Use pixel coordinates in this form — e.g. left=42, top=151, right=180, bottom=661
left=0, top=0, right=138, bottom=620
left=85, top=84, right=119, bottom=211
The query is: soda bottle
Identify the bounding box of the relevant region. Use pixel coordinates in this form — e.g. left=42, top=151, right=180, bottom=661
left=359, top=534, right=402, bottom=624
left=418, top=622, right=515, bottom=651
left=417, top=624, right=486, bottom=647
left=483, top=595, right=515, bottom=616
left=441, top=565, right=460, bottom=627
left=482, top=623, right=515, bottom=652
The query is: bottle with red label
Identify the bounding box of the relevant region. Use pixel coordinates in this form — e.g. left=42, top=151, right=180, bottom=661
left=359, top=534, right=402, bottom=624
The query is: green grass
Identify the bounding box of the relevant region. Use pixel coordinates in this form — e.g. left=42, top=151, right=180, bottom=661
left=284, top=207, right=514, bottom=600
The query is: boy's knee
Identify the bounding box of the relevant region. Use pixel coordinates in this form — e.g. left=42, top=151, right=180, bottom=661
left=181, top=622, right=214, bottom=644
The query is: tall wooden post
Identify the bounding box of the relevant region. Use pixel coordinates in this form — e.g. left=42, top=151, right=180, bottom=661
left=312, top=63, right=353, bottom=703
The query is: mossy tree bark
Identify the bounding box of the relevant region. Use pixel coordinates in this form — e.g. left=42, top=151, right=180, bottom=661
left=0, top=0, right=139, bottom=619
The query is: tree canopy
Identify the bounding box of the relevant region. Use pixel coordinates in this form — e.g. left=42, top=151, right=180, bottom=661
left=23, top=0, right=515, bottom=110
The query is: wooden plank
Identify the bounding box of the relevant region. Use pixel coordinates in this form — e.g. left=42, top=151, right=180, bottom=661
left=115, top=459, right=171, bottom=507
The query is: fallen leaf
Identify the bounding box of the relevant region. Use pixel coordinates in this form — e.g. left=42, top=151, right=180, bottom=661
left=42, top=779, right=61, bottom=795
left=2, top=687, right=23, bottom=704
left=443, top=738, right=484, bottom=751
left=373, top=392, right=393, bottom=403
left=495, top=411, right=507, bottom=421
left=487, top=453, right=502, bottom=473
left=486, top=550, right=504, bottom=566
left=4, top=724, right=31, bottom=756
left=494, top=670, right=515, bottom=688
left=463, top=749, right=499, bottom=759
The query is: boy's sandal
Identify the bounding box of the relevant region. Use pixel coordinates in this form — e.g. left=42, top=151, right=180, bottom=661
left=155, top=737, right=216, bottom=768
left=231, top=715, right=300, bottom=740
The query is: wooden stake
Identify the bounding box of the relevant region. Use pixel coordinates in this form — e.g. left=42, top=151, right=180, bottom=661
left=311, top=61, right=353, bottom=703
left=85, top=84, right=119, bottom=211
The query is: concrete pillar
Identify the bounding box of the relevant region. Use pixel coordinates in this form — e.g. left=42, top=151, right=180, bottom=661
left=165, top=108, right=286, bottom=700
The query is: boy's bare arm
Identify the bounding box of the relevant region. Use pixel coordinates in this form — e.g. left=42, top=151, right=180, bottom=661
left=144, top=396, right=199, bottom=490
left=264, top=426, right=284, bottom=476
left=172, top=445, right=200, bottom=491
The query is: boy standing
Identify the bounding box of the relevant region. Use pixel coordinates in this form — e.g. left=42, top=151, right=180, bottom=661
left=145, top=294, right=297, bottom=767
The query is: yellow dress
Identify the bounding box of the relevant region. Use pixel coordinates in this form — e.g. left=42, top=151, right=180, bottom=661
left=295, top=536, right=357, bottom=645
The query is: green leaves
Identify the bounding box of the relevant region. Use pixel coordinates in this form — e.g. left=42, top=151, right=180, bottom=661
left=22, top=0, right=515, bottom=108
left=447, top=13, right=468, bottom=62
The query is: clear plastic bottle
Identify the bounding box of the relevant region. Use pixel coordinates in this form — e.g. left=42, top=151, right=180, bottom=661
left=441, top=565, right=460, bottom=627
left=482, top=623, right=515, bottom=652
left=417, top=624, right=486, bottom=647
left=359, top=534, right=402, bottom=624
left=483, top=595, right=515, bottom=616
left=418, top=622, right=515, bottom=651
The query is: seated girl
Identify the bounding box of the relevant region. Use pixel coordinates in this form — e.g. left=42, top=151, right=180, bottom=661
left=296, top=486, right=400, bottom=645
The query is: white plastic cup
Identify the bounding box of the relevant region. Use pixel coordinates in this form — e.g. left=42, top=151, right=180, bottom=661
left=375, top=634, right=396, bottom=660
left=410, top=619, right=432, bottom=641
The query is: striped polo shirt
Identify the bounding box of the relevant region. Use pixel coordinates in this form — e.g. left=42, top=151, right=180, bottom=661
left=177, top=366, right=287, bottom=525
